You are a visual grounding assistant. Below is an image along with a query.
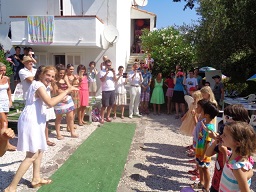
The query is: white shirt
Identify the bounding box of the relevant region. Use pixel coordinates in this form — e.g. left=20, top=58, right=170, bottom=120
left=185, top=77, right=198, bottom=91
left=19, top=67, right=37, bottom=99
left=128, top=71, right=143, bottom=86
left=99, top=70, right=115, bottom=91
left=115, top=74, right=126, bottom=94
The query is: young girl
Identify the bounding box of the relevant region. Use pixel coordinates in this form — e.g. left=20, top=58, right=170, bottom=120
left=200, top=86, right=218, bottom=106
left=150, top=73, right=165, bottom=115
left=113, top=66, right=127, bottom=119
left=179, top=90, right=202, bottom=136
left=77, top=64, right=89, bottom=125
left=206, top=104, right=250, bottom=192
left=165, top=72, right=175, bottom=114
left=88, top=61, right=98, bottom=96
left=219, top=121, right=256, bottom=191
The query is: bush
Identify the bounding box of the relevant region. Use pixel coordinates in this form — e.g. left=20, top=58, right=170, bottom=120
left=0, top=48, right=13, bottom=77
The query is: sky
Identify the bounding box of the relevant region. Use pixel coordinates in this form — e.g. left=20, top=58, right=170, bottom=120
left=143, top=0, right=200, bottom=29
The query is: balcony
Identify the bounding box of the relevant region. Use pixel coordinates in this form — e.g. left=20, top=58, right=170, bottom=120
left=9, top=15, right=104, bottom=47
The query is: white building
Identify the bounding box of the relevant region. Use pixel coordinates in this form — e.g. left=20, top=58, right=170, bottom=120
left=0, top=0, right=156, bottom=73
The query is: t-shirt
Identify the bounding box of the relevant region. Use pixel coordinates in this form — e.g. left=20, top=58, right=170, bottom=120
left=88, top=69, right=97, bottom=82
left=165, top=78, right=174, bottom=89
left=196, top=75, right=202, bottom=88
left=185, top=77, right=198, bottom=91
left=213, top=82, right=224, bottom=100
left=99, top=70, right=115, bottom=91
left=128, top=71, right=143, bottom=86
left=8, top=54, right=24, bottom=71
left=19, top=67, right=37, bottom=99
left=195, top=123, right=214, bottom=163
left=173, top=77, right=184, bottom=91
left=141, top=70, right=152, bottom=92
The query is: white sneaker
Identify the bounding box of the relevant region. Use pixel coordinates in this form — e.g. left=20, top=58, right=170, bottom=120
left=129, top=115, right=133, bottom=119
left=134, top=113, right=142, bottom=117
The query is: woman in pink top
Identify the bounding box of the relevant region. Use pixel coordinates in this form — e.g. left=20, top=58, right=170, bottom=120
left=77, top=65, right=89, bottom=125
left=164, top=72, right=175, bottom=114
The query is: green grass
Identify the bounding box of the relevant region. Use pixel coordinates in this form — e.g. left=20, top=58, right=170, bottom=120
left=38, top=122, right=136, bottom=192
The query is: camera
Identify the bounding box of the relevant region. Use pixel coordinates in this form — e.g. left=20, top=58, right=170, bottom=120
left=108, top=68, right=114, bottom=71
left=123, top=73, right=127, bottom=78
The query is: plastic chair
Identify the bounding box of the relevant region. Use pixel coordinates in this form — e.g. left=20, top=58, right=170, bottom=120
left=184, top=95, right=194, bottom=108
left=244, top=94, right=256, bottom=103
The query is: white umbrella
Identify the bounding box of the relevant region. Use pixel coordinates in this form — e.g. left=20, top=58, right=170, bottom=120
left=199, top=66, right=216, bottom=72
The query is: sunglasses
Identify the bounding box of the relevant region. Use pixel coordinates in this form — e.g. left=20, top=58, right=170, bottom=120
left=225, top=115, right=233, bottom=120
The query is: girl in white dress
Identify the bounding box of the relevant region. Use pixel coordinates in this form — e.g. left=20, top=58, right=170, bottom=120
left=4, top=66, right=78, bottom=191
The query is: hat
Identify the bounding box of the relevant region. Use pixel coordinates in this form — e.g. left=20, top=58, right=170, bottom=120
left=177, top=72, right=184, bottom=76
left=189, top=87, right=197, bottom=92
left=22, top=56, right=34, bottom=64
left=212, top=75, right=221, bottom=79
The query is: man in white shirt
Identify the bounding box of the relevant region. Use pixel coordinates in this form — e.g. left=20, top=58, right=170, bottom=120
left=128, top=62, right=143, bottom=118
left=185, top=69, right=198, bottom=95
left=19, top=56, right=37, bottom=100
left=99, top=59, right=116, bottom=123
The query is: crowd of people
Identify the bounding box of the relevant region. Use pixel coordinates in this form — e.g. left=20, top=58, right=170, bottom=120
left=0, top=51, right=255, bottom=192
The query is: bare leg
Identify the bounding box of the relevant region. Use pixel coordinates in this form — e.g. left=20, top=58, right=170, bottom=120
left=32, top=150, right=43, bottom=180
left=45, top=122, right=55, bottom=146
left=181, top=103, right=186, bottom=115
left=203, top=167, right=211, bottom=190
left=167, top=96, right=170, bottom=114
left=175, top=103, right=179, bottom=116
left=106, top=106, right=112, bottom=119
left=80, top=106, right=87, bottom=124
left=153, top=104, right=156, bottom=114
left=100, top=106, right=106, bottom=120
left=66, top=111, right=78, bottom=138
left=55, top=114, right=63, bottom=140
left=5, top=151, right=39, bottom=192
left=120, top=105, right=124, bottom=118
left=113, top=104, right=117, bottom=118
left=158, top=104, right=161, bottom=114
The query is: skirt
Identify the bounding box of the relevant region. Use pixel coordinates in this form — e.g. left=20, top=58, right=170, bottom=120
left=46, top=107, right=56, bottom=121
left=89, top=81, right=97, bottom=93
left=172, top=90, right=185, bottom=103
left=0, top=99, right=9, bottom=113
left=54, top=95, right=75, bottom=114
left=115, top=93, right=127, bottom=105
left=166, top=88, right=174, bottom=97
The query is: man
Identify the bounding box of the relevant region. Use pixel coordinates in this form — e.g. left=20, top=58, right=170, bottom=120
left=185, top=69, right=198, bottom=95
left=8, top=46, right=24, bottom=87
left=212, top=75, right=224, bottom=107
left=99, top=59, right=116, bottom=124
left=194, top=67, right=203, bottom=89
left=128, top=62, right=143, bottom=118
left=100, top=55, right=108, bottom=70
left=19, top=55, right=37, bottom=100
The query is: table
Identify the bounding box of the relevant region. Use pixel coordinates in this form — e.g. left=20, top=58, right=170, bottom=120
left=224, top=97, right=256, bottom=111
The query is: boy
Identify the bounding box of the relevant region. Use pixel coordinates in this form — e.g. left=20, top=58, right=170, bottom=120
left=192, top=100, right=219, bottom=191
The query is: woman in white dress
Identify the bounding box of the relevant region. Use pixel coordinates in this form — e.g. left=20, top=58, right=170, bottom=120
left=4, top=66, right=78, bottom=191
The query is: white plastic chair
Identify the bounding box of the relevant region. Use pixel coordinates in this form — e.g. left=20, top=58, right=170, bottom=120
left=250, top=115, right=256, bottom=127
left=184, top=95, right=194, bottom=108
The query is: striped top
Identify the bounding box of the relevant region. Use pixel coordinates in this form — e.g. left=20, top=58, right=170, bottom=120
left=219, top=155, right=253, bottom=191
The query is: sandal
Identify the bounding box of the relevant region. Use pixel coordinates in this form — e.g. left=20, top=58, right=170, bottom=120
left=121, top=116, right=124, bottom=119
left=47, top=140, right=56, bottom=146
left=191, top=182, right=203, bottom=189
left=187, top=152, right=195, bottom=157
left=113, top=115, right=117, bottom=119
left=57, top=135, right=64, bottom=140
left=188, top=169, right=199, bottom=176
left=31, top=178, right=52, bottom=188
left=190, top=175, right=200, bottom=181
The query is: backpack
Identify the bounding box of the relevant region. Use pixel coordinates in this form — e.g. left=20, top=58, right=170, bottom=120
left=91, top=107, right=100, bottom=122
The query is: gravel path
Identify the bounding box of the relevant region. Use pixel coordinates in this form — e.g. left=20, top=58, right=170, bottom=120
left=1, top=114, right=256, bottom=192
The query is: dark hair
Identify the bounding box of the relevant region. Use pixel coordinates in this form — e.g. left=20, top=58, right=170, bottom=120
left=202, top=101, right=219, bottom=120
left=66, top=63, right=74, bottom=69
left=23, top=47, right=29, bottom=51
left=34, top=65, right=45, bottom=81
left=104, top=59, right=111, bottom=66
left=189, top=69, right=194, bottom=73
left=14, top=46, right=20, bottom=50
left=197, top=99, right=209, bottom=108
left=89, top=61, right=96, bottom=67
left=224, top=104, right=249, bottom=123
left=56, top=64, right=66, bottom=72
left=205, top=81, right=210, bottom=86
left=77, top=64, right=86, bottom=74
left=118, top=66, right=124, bottom=70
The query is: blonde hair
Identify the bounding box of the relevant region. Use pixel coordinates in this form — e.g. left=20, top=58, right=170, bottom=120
left=0, top=62, right=6, bottom=68
left=200, top=86, right=217, bottom=105
left=192, top=90, right=202, bottom=103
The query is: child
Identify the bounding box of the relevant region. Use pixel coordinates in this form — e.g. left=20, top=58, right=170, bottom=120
left=88, top=61, right=98, bottom=96
left=180, top=90, right=202, bottom=136
left=77, top=65, right=89, bottom=125
left=191, top=100, right=219, bottom=191
left=219, top=121, right=256, bottom=191
left=0, top=128, right=15, bottom=157
left=200, top=86, right=218, bottom=106
left=113, top=66, right=127, bottom=119
left=150, top=73, right=165, bottom=115
left=206, top=104, right=250, bottom=192
left=165, top=72, right=175, bottom=114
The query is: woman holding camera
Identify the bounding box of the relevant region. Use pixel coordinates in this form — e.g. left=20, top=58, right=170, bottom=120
left=113, top=66, right=127, bottom=119
left=172, top=69, right=186, bottom=119
left=77, top=65, right=89, bottom=126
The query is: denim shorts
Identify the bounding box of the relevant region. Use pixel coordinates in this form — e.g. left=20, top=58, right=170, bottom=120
left=196, top=158, right=210, bottom=168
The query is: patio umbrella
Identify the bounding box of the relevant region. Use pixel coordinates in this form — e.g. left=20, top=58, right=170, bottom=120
left=247, top=74, right=256, bottom=81
left=199, top=66, right=216, bottom=72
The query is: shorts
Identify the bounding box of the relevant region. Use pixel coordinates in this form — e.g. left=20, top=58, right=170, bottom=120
left=0, top=100, right=9, bottom=113
left=140, top=91, right=150, bottom=102
left=166, top=88, right=174, bottom=97
left=102, top=90, right=115, bottom=107
left=196, top=158, right=210, bottom=168
left=54, top=95, right=75, bottom=114
left=172, top=90, right=185, bottom=103
left=89, top=81, right=97, bottom=93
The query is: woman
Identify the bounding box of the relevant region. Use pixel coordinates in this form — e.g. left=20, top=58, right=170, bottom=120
left=88, top=61, right=98, bottom=96
left=4, top=66, right=78, bottom=191
left=53, top=64, right=78, bottom=139
left=113, top=66, right=127, bottom=119
left=0, top=62, right=16, bottom=151
left=66, top=63, right=80, bottom=128
left=77, top=65, right=89, bottom=125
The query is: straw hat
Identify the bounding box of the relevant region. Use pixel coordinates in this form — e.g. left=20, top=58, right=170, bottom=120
left=22, top=56, right=34, bottom=64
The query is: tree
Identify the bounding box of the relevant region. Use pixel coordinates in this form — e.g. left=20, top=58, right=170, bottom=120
left=140, top=27, right=196, bottom=77
left=0, top=45, right=13, bottom=77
